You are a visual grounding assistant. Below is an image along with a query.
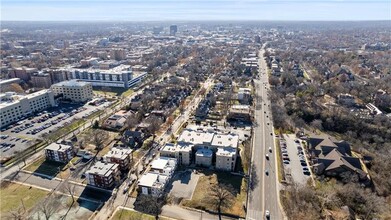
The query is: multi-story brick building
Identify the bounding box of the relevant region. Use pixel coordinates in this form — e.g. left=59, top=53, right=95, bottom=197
left=85, top=162, right=120, bottom=189
left=44, top=141, right=74, bottom=163
left=104, top=147, right=132, bottom=171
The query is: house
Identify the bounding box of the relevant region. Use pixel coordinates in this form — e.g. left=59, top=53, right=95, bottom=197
left=103, top=110, right=132, bottom=129
left=104, top=147, right=132, bottom=171
left=85, top=161, right=120, bottom=189
left=337, top=93, right=356, bottom=107
left=307, top=136, right=367, bottom=180
left=44, top=141, right=74, bottom=163
left=237, top=88, right=252, bottom=104
left=122, top=130, right=145, bottom=148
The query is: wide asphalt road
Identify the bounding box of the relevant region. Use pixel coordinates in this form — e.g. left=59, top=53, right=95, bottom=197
left=247, top=46, right=283, bottom=220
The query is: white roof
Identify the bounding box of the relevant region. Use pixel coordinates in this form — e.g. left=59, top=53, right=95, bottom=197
left=212, top=134, right=239, bottom=148
left=216, top=147, right=237, bottom=157
left=196, top=148, right=213, bottom=157
left=45, top=142, right=72, bottom=152
left=138, top=172, right=168, bottom=188
left=105, top=147, right=132, bottom=160
left=86, top=161, right=118, bottom=177
left=178, top=129, right=214, bottom=145
left=151, top=157, right=177, bottom=170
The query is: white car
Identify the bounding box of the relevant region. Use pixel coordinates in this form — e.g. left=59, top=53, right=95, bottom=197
left=268, top=147, right=272, bottom=152
left=265, top=210, right=270, bottom=218
left=265, top=154, right=269, bottom=160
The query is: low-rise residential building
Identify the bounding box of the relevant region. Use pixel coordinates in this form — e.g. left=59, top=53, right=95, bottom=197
left=308, top=135, right=368, bottom=180
left=51, top=80, right=93, bottom=103
left=337, top=93, right=356, bottom=107
left=0, top=90, right=56, bottom=128
left=138, top=157, right=177, bottom=197
left=195, top=148, right=213, bottom=167
left=160, top=128, right=239, bottom=171
left=150, top=157, right=177, bottom=177
left=44, top=141, right=74, bottom=163
left=138, top=172, right=168, bottom=197
left=103, top=110, right=131, bottom=129
left=85, top=162, right=120, bottom=189
left=104, top=147, right=132, bottom=171
left=227, top=105, right=252, bottom=122
left=238, top=88, right=252, bottom=104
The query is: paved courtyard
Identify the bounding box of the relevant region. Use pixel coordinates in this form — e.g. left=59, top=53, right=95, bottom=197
left=167, top=170, right=200, bottom=199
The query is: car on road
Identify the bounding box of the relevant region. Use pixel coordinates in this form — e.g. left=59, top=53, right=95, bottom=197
left=283, top=160, right=290, bottom=164
left=265, top=210, right=270, bottom=219
left=265, top=170, right=269, bottom=176
left=268, top=147, right=272, bottom=152
left=123, top=186, right=129, bottom=194
left=265, top=154, right=269, bottom=160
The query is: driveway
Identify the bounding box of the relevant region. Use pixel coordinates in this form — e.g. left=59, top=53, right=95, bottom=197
left=167, top=170, right=200, bottom=199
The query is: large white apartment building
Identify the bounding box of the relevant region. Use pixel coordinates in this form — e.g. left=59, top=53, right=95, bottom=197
left=0, top=90, right=56, bottom=128
left=61, top=64, right=147, bottom=88
left=160, top=128, right=239, bottom=171
left=51, top=80, right=93, bottom=103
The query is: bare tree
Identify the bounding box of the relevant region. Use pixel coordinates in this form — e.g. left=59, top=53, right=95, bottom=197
left=126, top=114, right=139, bottom=130
left=207, top=183, right=236, bottom=220
left=310, top=119, right=323, bottom=131
left=91, top=130, right=109, bottom=151
left=37, top=200, right=58, bottom=220
left=8, top=207, right=25, bottom=220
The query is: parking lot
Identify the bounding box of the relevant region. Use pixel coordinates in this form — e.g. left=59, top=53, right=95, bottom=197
left=280, top=134, right=311, bottom=185
left=167, top=170, right=200, bottom=199
left=0, top=100, right=113, bottom=159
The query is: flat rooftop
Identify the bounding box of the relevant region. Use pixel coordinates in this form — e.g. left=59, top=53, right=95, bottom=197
left=105, top=147, right=132, bottom=160
left=62, top=64, right=131, bottom=75
left=216, top=147, right=237, bottom=157
left=212, top=133, right=239, bottom=148
left=45, top=142, right=72, bottom=152
left=196, top=148, right=213, bottom=157
left=52, top=79, right=91, bottom=87
left=151, top=157, right=177, bottom=170
left=138, top=172, right=168, bottom=188
left=86, top=161, right=118, bottom=177
left=178, top=129, right=214, bottom=145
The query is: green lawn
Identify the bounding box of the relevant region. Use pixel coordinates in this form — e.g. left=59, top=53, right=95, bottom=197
left=111, top=208, right=155, bottom=220
left=0, top=182, right=48, bottom=215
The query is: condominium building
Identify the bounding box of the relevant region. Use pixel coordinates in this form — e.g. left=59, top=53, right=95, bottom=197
left=51, top=80, right=93, bottom=103
left=61, top=64, right=147, bottom=88
left=138, top=157, right=177, bottom=197
left=104, top=147, right=132, bottom=171
left=44, top=142, right=74, bottom=163
left=31, top=72, right=52, bottom=88
left=195, top=148, right=213, bottom=167
left=138, top=172, right=168, bottom=197
left=150, top=157, right=177, bottom=177
left=0, top=90, right=56, bottom=128
left=85, top=162, right=120, bottom=189
left=160, top=128, right=239, bottom=171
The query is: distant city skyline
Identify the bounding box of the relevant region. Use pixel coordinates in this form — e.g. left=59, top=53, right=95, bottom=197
left=1, top=0, right=390, bottom=21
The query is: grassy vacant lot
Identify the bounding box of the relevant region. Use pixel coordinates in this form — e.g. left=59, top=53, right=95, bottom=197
left=181, top=171, right=246, bottom=218
left=0, top=181, right=48, bottom=215
left=111, top=208, right=155, bottom=220
left=24, top=156, right=68, bottom=177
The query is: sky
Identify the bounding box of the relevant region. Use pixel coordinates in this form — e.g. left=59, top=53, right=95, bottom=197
left=1, top=0, right=390, bottom=21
